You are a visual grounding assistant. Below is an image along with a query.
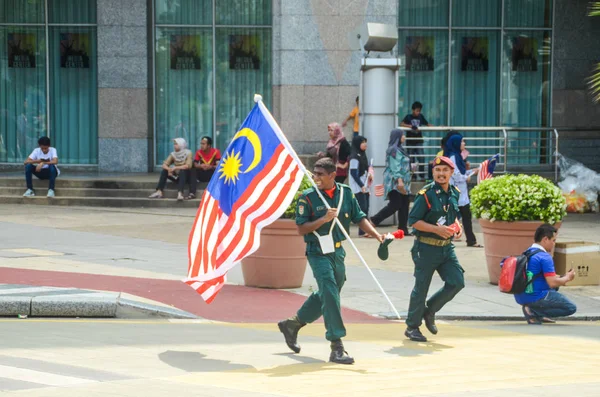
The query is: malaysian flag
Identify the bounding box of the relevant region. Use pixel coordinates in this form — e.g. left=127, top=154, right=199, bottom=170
left=477, top=153, right=500, bottom=184
left=374, top=184, right=385, bottom=197
left=184, top=100, right=304, bottom=303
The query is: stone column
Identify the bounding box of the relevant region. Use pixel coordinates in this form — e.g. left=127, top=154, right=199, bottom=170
left=272, top=0, right=398, bottom=155
left=97, top=0, right=151, bottom=172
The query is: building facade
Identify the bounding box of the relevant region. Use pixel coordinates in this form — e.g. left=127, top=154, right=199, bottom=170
left=1, top=0, right=599, bottom=172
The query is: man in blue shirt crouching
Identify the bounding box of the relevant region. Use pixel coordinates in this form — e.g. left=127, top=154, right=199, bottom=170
left=516, top=224, right=577, bottom=324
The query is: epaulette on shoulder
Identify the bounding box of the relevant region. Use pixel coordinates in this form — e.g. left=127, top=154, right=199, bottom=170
left=302, top=187, right=316, bottom=196
left=417, top=182, right=434, bottom=195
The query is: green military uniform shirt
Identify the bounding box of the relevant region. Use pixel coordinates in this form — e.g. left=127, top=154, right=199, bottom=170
left=408, top=182, right=460, bottom=240
left=295, top=183, right=366, bottom=255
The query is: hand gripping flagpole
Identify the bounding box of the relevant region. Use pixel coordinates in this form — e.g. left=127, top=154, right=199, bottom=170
left=254, top=94, right=402, bottom=320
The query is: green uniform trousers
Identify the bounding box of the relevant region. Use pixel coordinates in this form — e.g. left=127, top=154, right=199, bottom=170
left=406, top=241, right=465, bottom=329
left=296, top=248, right=346, bottom=341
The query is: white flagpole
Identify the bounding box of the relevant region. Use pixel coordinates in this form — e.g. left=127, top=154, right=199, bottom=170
left=255, top=95, right=402, bottom=320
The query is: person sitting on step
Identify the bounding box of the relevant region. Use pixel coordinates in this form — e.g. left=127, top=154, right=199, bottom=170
left=23, top=136, right=60, bottom=198
left=189, top=136, right=221, bottom=200
left=149, top=138, right=193, bottom=201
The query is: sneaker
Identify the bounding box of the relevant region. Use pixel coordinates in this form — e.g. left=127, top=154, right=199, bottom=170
left=405, top=327, right=428, bottom=342
left=23, top=189, right=35, bottom=197
left=149, top=191, right=163, bottom=199
left=47, top=189, right=55, bottom=198
left=177, top=192, right=184, bottom=201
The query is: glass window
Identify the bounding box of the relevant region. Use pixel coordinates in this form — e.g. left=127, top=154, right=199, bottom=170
left=49, top=26, right=97, bottom=164
left=505, top=0, right=552, bottom=28
left=155, top=27, right=213, bottom=162
left=214, top=27, right=271, bottom=151
left=452, top=0, right=500, bottom=27
left=49, top=0, right=97, bottom=24
left=0, top=0, right=44, bottom=24
left=501, top=31, right=552, bottom=164
left=155, top=0, right=212, bottom=25
left=216, top=0, right=271, bottom=26
left=0, top=27, right=47, bottom=163
left=398, top=0, right=448, bottom=27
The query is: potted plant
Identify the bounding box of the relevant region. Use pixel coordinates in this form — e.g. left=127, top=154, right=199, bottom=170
left=241, top=176, right=313, bottom=288
left=470, top=174, right=567, bottom=284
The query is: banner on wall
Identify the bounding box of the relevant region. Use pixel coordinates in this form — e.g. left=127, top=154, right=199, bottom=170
left=405, top=36, right=434, bottom=72
left=170, top=35, right=202, bottom=70
left=7, top=33, right=36, bottom=68
left=511, top=37, right=538, bottom=72
left=461, top=37, right=489, bottom=72
left=60, top=33, right=91, bottom=68
left=229, top=35, right=260, bottom=70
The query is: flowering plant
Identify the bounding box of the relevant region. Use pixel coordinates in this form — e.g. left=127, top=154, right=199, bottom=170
left=470, top=174, right=566, bottom=224
left=282, top=175, right=315, bottom=219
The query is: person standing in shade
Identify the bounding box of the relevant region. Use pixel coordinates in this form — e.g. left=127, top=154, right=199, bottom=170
left=23, top=136, right=59, bottom=198
left=189, top=136, right=221, bottom=200
left=277, top=158, right=384, bottom=364
left=405, top=156, right=465, bottom=342
left=348, top=136, right=372, bottom=236
left=342, top=96, right=360, bottom=138
left=149, top=138, right=193, bottom=201
left=370, top=129, right=412, bottom=236
left=444, top=134, right=482, bottom=248
left=318, top=123, right=351, bottom=183
left=401, top=101, right=431, bottom=181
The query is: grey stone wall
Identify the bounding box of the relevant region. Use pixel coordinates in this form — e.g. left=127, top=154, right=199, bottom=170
left=97, top=0, right=151, bottom=172
left=553, top=0, right=600, bottom=171
left=272, top=0, right=397, bottom=154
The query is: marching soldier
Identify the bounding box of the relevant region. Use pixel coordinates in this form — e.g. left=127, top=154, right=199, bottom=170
left=278, top=157, right=384, bottom=364
left=405, top=156, right=465, bottom=342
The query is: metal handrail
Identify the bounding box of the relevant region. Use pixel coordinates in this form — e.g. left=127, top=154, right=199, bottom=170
left=396, top=126, right=560, bottom=181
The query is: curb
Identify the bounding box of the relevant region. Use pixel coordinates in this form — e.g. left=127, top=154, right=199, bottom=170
left=0, top=285, right=198, bottom=319
left=376, top=313, right=600, bottom=322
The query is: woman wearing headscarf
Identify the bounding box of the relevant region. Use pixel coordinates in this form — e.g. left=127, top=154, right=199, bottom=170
left=370, top=128, right=412, bottom=235
left=349, top=136, right=373, bottom=236
left=444, top=134, right=482, bottom=247
left=149, top=137, right=193, bottom=201
left=319, top=122, right=351, bottom=183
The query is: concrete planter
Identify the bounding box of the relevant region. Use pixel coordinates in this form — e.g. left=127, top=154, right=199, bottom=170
left=478, top=219, right=562, bottom=285
left=241, top=219, right=307, bottom=289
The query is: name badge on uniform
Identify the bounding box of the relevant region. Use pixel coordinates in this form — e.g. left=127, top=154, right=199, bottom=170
left=437, top=216, right=447, bottom=226
left=316, top=206, right=325, bottom=211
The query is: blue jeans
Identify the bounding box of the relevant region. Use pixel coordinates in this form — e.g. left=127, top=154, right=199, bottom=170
left=25, top=164, right=57, bottom=190
left=527, top=290, right=577, bottom=319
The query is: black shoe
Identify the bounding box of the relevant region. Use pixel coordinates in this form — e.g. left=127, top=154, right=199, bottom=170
left=405, top=327, right=427, bottom=342
left=423, top=310, right=438, bottom=335
left=277, top=317, right=304, bottom=353
left=329, top=340, right=355, bottom=364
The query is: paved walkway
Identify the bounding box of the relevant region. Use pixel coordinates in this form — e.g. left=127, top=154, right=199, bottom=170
left=0, top=204, right=598, bottom=321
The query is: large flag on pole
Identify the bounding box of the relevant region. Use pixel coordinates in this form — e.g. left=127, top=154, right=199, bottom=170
left=185, top=98, right=304, bottom=303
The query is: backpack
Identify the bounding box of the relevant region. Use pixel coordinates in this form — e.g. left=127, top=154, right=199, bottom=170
left=498, top=249, right=543, bottom=294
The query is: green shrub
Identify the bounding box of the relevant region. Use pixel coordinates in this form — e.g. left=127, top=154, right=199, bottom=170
left=470, top=174, right=566, bottom=224
left=281, top=175, right=313, bottom=219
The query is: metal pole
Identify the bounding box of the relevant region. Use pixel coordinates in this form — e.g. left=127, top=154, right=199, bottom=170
left=554, top=128, right=559, bottom=182
left=256, top=96, right=403, bottom=320
left=502, top=128, right=508, bottom=174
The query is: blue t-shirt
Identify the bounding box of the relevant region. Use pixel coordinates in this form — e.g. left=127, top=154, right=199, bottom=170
left=514, top=247, right=557, bottom=305
left=402, top=114, right=429, bottom=144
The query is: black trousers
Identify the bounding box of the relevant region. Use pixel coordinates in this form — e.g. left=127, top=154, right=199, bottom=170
left=459, top=204, right=477, bottom=246
left=189, top=168, right=215, bottom=195
left=371, top=190, right=410, bottom=233
left=156, top=169, right=190, bottom=193
left=355, top=192, right=370, bottom=236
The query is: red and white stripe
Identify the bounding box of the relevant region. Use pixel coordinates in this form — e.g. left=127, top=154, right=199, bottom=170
left=374, top=184, right=385, bottom=197
left=477, top=160, right=492, bottom=184
left=185, top=144, right=303, bottom=303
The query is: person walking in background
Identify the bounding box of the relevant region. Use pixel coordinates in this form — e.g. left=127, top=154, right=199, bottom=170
left=349, top=136, right=372, bottom=236
left=401, top=101, right=431, bottom=181
left=318, top=123, right=351, bottom=184
left=342, top=96, right=360, bottom=138
left=370, top=129, right=412, bottom=235
left=23, top=136, right=59, bottom=198
left=444, top=134, right=482, bottom=248
left=516, top=224, right=577, bottom=324
left=149, top=138, right=193, bottom=201
left=189, top=136, right=221, bottom=200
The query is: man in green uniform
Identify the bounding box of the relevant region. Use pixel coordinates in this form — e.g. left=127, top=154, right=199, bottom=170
left=278, top=158, right=384, bottom=364
left=405, top=155, right=465, bottom=342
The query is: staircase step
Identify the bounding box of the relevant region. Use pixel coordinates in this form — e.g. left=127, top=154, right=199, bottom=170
left=0, top=177, right=207, bottom=190
left=0, top=187, right=204, bottom=199
left=0, top=196, right=202, bottom=208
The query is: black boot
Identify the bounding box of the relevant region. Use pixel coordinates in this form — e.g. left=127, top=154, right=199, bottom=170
left=423, top=309, right=438, bottom=335
left=277, top=316, right=305, bottom=353
left=329, top=340, right=355, bottom=364
left=405, top=327, right=427, bottom=342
